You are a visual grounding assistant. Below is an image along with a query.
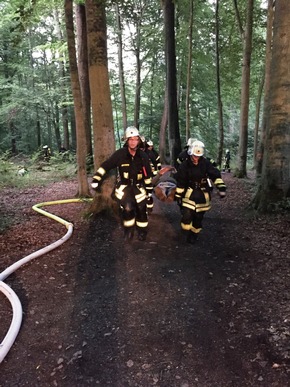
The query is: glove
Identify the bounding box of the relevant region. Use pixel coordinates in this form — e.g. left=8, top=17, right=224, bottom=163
left=219, top=191, right=226, bottom=199
left=91, top=179, right=99, bottom=190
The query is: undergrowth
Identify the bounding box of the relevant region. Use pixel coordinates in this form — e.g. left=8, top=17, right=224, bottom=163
left=0, top=153, right=78, bottom=189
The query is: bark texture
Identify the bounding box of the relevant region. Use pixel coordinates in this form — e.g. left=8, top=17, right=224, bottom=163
left=64, top=0, right=90, bottom=197
left=253, top=0, right=290, bottom=211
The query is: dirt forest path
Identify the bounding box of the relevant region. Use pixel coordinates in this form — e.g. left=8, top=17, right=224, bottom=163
left=0, top=173, right=290, bottom=386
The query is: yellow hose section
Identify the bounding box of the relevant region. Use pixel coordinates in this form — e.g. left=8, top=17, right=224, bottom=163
left=32, top=198, right=93, bottom=228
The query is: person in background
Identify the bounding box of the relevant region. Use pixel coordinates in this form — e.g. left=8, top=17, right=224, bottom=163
left=59, top=144, right=67, bottom=153
left=91, top=126, right=153, bottom=242
left=223, top=149, right=231, bottom=172
left=43, top=145, right=51, bottom=162
left=175, top=138, right=217, bottom=170
left=141, top=138, right=161, bottom=212
left=175, top=140, right=226, bottom=244
left=146, top=140, right=162, bottom=176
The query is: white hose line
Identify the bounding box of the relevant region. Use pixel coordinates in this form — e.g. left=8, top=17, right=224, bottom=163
left=0, top=197, right=92, bottom=363
left=0, top=226, right=73, bottom=282
left=0, top=282, right=23, bottom=363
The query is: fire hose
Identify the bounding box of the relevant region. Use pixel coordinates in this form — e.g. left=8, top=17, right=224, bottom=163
left=0, top=198, right=92, bottom=363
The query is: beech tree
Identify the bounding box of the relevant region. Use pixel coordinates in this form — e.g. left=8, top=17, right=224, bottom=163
left=162, top=0, right=181, bottom=164
left=115, top=2, right=127, bottom=133
left=255, top=0, right=274, bottom=176
left=233, top=0, right=254, bottom=178
left=64, top=0, right=90, bottom=197
left=215, top=0, right=224, bottom=167
left=85, top=0, right=117, bottom=212
left=76, top=3, right=93, bottom=158
left=253, top=0, right=290, bottom=211
left=185, top=0, right=194, bottom=143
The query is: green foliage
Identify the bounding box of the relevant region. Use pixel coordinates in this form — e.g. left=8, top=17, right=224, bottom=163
left=0, top=0, right=72, bottom=155
left=0, top=0, right=269, bottom=167
left=0, top=153, right=77, bottom=190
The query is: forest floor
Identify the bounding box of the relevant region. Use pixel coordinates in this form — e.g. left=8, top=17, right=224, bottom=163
left=1, top=171, right=290, bottom=387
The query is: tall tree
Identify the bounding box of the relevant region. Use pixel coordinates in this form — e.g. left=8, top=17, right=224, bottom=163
left=185, top=0, right=194, bottom=143
left=76, top=3, right=93, bottom=158
left=159, top=89, right=168, bottom=164
left=86, top=0, right=115, bottom=168
left=162, top=0, right=181, bottom=164
left=53, top=8, right=70, bottom=151
left=115, top=2, right=127, bottom=133
left=215, top=0, right=224, bottom=167
left=85, top=0, right=116, bottom=211
left=233, top=0, right=254, bottom=178
left=120, top=1, right=153, bottom=129
left=253, top=0, right=290, bottom=211
left=255, top=0, right=274, bottom=176
left=64, top=0, right=90, bottom=197
left=252, top=71, right=264, bottom=168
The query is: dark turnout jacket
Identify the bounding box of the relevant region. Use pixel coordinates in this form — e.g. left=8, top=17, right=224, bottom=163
left=175, top=156, right=226, bottom=211
left=93, top=146, right=153, bottom=197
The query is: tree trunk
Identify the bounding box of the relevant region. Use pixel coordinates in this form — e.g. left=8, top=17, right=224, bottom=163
left=215, top=0, right=224, bottom=168
left=76, top=3, right=92, bottom=158
left=36, top=106, right=41, bottom=147
left=149, top=55, right=156, bottom=139
left=255, top=0, right=274, bottom=177
left=159, top=89, right=168, bottom=164
left=253, top=72, right=264, bottom=168
left=85, top=0, right=115, bottom=167
left=134, top=43, right=141, bottom=129
left=53, top=103, right=62, bottom=149
left=85, top=0, right=116, bottom=211
left=234, top=0, right=254, bottom=178
left=115, top=3, right=127, bottom=133
left=70, top=106, right=76, bottom=150
left=53, top=8, right=70, bottom=151
left=64, top=0, right=90, bottom=197
left=253, top=0, right=290, bottom=211
left=185, top=0, right=194, bottom=143
left=162, top=0, right=181, bottom=165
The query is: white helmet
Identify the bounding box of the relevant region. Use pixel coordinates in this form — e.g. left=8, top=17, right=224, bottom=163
left=147, top=140, right=153, bottom=147
left=125, top=126, right=140, bottom=139
left=226, top=149, right=230, bottom=153
left=140, top=135, right=146, bottom=143
left=188, top=140, right=205, bottom=156
left=186, top=137, right=197, bottom=147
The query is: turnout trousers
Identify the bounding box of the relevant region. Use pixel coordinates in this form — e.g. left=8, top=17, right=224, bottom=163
left=116, top=184, right=148, bottom=235
left=181, top=187, right=211, bottom=236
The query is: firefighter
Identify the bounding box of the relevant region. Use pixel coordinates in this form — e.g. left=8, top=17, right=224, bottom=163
left=223, top=149, right=231, bottom=172
left=91, top=126, right=153, bottom=241
left=146, top=140, right=162, bottom=176
left=141, top=139, right=161, bottom=213
left=175, top=138, right=217, bottom=170
left=174, top=140, right=226, bottom=244
left=43, top=145, right=51, bottom=162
